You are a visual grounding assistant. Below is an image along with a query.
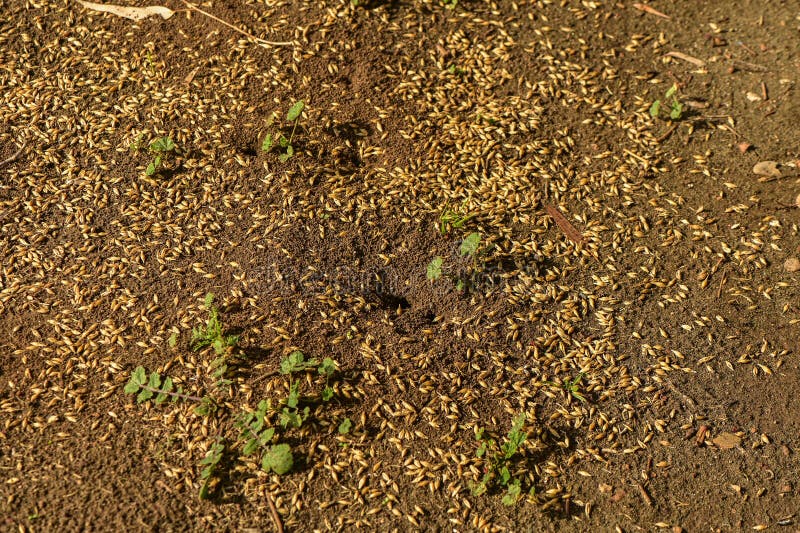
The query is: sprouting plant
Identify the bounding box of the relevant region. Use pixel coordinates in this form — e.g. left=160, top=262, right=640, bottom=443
left=124, top=366, right=202, bottom=405
left=129, top=132, right=145, bottom=152
left=191, top=293, right=239, bottom=356
left=144, top=136, right=175, bottom=176
left=237, top=399, right=276, bottom=456
left=198, top=439, right=225, bottom=499
left=124, top=366, right=215, bottom=415
left=277, top=351, right=337, bottom=429
left=262, top=100, right=305, bottom=162
left=649, top=84, right=683, bottom=121
left=439, top=202, right=474, bottom=235
left=544, top=373, right=586, bottom=403
left=427, top=232, right=486, bottom=291
left=471, top=413, right=528, bottom=505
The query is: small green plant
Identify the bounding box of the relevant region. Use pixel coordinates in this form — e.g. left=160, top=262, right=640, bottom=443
left=439, top=202, right=475, bottom=235
left=471, top=413, right=528, bottom=505
left=262, top=100, right=305, bottom=162
left=191, top=293, right=239, bottom=355
left=144, top=136, right=175, bottom=176
left=278, top=351, right=336, bottom=429
left=649, top=84, right=683, bottom=121
left=124, top=366, right=215, bottom=415
left=198, top=439, right=225, bottom=499
left=338, top=417, right=353, bottom=435
left=124, top=366, right=199, bottom=404
left=544, top=373, right=586, bottom=403
left=427, top=232, right=485, bottom=291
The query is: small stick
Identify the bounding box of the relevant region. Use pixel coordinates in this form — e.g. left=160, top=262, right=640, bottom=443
left=179, top=0, right=293, bottom=47
left=655, top=123, right=679, bottom=143
left=665, top=51, right=705, bottom=67
left=0, top=142, right=26, bottom=168
left=266, top=490, right=284, bottom=533
left=761, top=82, right=768, bottom=101
left=543, top=203, right=585, bottom=245
left=636, top=482, right=653, bottom=507
left=632, top=3, right=671, bottom=19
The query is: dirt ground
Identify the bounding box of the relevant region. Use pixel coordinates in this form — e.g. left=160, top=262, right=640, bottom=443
left=1, top=0, right=799, bottom=531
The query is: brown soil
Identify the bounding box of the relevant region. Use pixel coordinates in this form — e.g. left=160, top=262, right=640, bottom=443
left=1, top=1, right=799, bottom=531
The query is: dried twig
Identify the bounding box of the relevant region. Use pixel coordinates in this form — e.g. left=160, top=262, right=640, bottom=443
left=543, top=203, right=585, bottom=245
left=632, top=3, right=671, bottom=20
left=636, top=482, right=653, bottom=506
left=265, top=490, right=284, bottom=533
left=179, top=0, right=292, bottom=47
left=655, top=123, right=679, bottom=143
left=0, top=142, right=26, bottom=168
left=664, top=51, right=705, bottom=67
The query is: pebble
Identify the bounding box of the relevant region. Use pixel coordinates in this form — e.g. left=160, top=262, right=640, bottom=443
left=784, top=258, right=800, bottom=272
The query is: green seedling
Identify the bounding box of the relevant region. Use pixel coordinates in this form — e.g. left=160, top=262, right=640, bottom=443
left=237, top=399, right=276, bottom=456
left=262, top=100, right=305, bottom=162
left=649, top=84, right=683, bottom=121
left=277, top=351, right=337, bottom=429
left=191, top=293, right=239, bottom=356
left=544, top=373, right=586, bottom=403
left=124, top=366, right=202, bottom=404
left=198, top=439, right=225, bottom=499
left=124, top=366, right=215, bottom=415
left=145, top=136, right=175, bottom=176
left=471, top=413, right=528, bottom=505
left=439, top=202, right=475, bottom=235
left=427, top=232, right=484, bottom=291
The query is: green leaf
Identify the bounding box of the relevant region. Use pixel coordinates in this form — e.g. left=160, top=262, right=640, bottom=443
left=285, top=144, right=294, bottom=158
left=262, top=443, right=293, bottom=475
left=318, top=357, right=336, bottom=377
left=145, top=162, right=156, bottom=176
left=669, top=102, right=683, bottom=120
left=278, top=135, right=290, bottom=148
left=262, top=427, right=275, bottom=443
left=648, top=99, right=661, bottom=118
left=280, top=408, right=302, bottom=429
left=155, top=391, right=168, bottom=404
left=281, top=351, right=305, bottom=374
left=338, top=418, right=352, bottom=434
left=426, top=256, right=443, bottom=281
left=321, top=387, right=334, bottom=401
left=665, top=83, right=678, bottom=99
left=460, top=232, right=481, bottom=256
left=137, top=388, right=153, bottom=403
left=499, top=466, right=511, bottom=486
left=243, top=438, right=260, bottom=456
left=204, top=293, right=214, bottom=308
left=123, top=380, right=141, bottom=395
left=278, top=153, right=290, bottom=162
left=153, top=155, right=162, bottom=168
left=150, top=136, right=174, bottom=153
left=261, top=133, right=273, bottom=152
left=502, top=479, right=521, bottom=506
left=167, top=332, right=178, bottom=348
left=286, top=100, right=305, bottom=122
left=148, top=372, right=161, bottom=389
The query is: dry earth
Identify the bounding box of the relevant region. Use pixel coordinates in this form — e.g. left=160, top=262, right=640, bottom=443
left=1, top=0, right=800, bottom=531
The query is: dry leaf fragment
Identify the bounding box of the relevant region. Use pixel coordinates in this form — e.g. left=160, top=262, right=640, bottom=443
left=713, top=432, right=742, bottom=449
left=76, top=1, right=174, bottom=21
left=752, top=161, right=781, bottom=178
left=544, top=204, right=585, bottom=245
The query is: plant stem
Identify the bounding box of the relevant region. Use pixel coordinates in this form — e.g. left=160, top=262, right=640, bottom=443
left=288, top=118, right=299, bottom=145
left=139, top=384, right=204, bottom=402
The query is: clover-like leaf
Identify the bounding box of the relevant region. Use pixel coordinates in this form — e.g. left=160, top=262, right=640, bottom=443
left=262, top=443, right=293, bottom=475
left=460, top=232, right=480, bottom=256
left=648, top=99, right=661, bottom=118
left=338, top=418, right=352, bottom=435
left=261, top=133, right=273, bottom=152
left=426, top=256, right=443, bottom=281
